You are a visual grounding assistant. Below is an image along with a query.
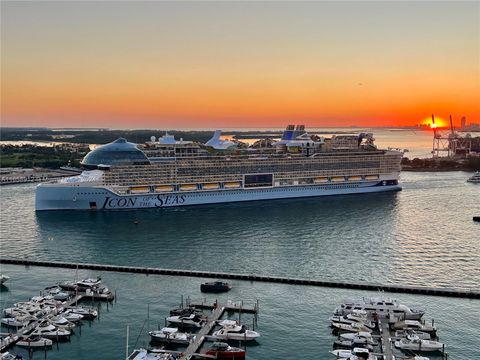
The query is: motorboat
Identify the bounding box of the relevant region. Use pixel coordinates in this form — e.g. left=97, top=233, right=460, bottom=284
left=61, top=310, right=84, bottom=323
left=395, top=335, right=444, bottom=352
left=395, top=329, right=431, bottom=340
left=339, top=332, right=375, bottom=343
left=48, top=316, right=76, bottom=330
left=166, top=313, right=205, bottom=328
left=45, top=286, right=70, bottom=301
left=331, top=322, right=372, bottom=333
left=334, top=297, right=424, bottom=320
left=67, top=306, right=98, bottom=320
left=149, top=327, right=193, bottom=344
left=333, top=339, right=374, bottom=352
left=31, top=322, right=71, bottom=340
left=169, top=306, right=200, bottom=317
left=59, top=277, right=102, bottom=291
left=127, top=348, right=178, bottom=360
left=200, top=281, right=232, bottom=293
left=329, top=315, right=375, bottom=329
left=467, top=171, right=480, bottom=183
left=330, top=347, right=377, bottom=359
left=1, top=315, right=36, bottom=328
left=205, top=342, right=246, bottom=359
left=392, top=320, right=436, bottom=336
left=212, top=324, right=260, bottom=341
left=1, top=352, right=23, bottom=360
left=0, top=274, right=9, bottom=285
left=16, top=336, right=53, bottom=348
left=405, top=357, right=430, bottom=360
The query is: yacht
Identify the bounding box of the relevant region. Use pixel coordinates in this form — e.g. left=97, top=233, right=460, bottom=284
left=205, top=342, right=246, bottom=359
left=395, top=329, right=431, bottom=340
left=395, top=335, right=444, bottom=352
left=212, top=324, right=260, bottom=341
left=16, top=336, right=53, bottom=348
left=149, top=327, right=193, bottom=344
left=166, top=313, right=205, bottom=328
left=66, top=306, right=98, bottom=320
left=392, top=320, right=437, bottom=336
left=334, top=297, right=424, bottom=320
left=331, top=322, right=372, bottom=333
left=31, top=322, right=71, bottom=340
left=329, top=347, right=377, bottom=359
left=329, top=314, right=375, bottom=329
left=467, top=171, right=480, bottom=183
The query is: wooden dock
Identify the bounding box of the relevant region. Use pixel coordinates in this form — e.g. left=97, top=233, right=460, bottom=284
left=180, top=305, right=226, bottom=360
left=378, top=316, right=395, bottom=360
left=2, top=258, right=479, bottom=299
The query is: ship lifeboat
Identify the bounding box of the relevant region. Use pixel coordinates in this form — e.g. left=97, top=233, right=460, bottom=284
left=348, top=175, right=362, bottom=182
left=129, top=186, right=150, bottom=194
left=365, top=175, right=379, bottom=180
left=331, top=176, right=345, bottom=182
left=205, top=342, right=245, bottom=359
left=203, top=183, right=220, bottom=190
left=180, top=184, right=197, bottom=191
left=224, top=182, right=241, bottom=189
left=155, top=185, right=174, bottom=193
left=314, top=177, right=329, bottom=183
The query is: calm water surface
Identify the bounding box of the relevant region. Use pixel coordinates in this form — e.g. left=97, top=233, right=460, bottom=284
left=0, top=170, right=479, bottom=359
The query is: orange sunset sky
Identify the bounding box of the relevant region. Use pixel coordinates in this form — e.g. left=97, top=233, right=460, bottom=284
left=1, top=1, right=479, bottom=129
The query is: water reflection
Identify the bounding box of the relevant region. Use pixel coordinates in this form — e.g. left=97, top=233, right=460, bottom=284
left=35, top=193, right=399, bottom=281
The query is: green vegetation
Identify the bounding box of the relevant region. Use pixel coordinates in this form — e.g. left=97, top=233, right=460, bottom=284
left=0, top=145, right=85, bottom=168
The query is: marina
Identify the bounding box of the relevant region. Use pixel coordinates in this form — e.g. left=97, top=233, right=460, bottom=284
left=0, top=277, right=110, bottom=356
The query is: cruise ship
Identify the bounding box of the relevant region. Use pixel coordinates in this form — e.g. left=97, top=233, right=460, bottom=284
left=35, top=126, right=403, bottom=211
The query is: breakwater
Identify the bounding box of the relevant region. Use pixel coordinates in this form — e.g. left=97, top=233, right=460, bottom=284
left=1, top=258, right=478, bottom=299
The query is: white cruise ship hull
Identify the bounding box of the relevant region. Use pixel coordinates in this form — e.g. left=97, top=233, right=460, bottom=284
left=36, top=179, right=401, bottom=211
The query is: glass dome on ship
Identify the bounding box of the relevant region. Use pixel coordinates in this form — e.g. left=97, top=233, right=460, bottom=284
left=81, top=138, right=149, bottom=169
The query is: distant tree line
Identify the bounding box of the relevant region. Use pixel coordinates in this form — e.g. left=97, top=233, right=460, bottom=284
left=401, top=157, right=480, bottom=171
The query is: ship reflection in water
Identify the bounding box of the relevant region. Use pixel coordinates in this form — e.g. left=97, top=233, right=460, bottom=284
left=35, top=192, right=399, bottom=280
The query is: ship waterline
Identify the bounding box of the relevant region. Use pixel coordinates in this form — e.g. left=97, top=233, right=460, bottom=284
left=35, top=126, right=403, bottom=211
left=36, top=179, right=401, bottom=211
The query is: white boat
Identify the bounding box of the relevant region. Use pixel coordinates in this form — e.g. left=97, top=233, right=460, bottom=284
left=406, top=357, right=430, bottom=360
left=61, top=310, right=84, bottom=322
left=48, top=316, right=76, bottom=330
left=395, top=329, right=431, bottom=340
left=127, top=348, right=178, bottom=360
left=1, top=314, right=36, bottom=327
left=334, top=297, right=424, bottom=320
left=329, top=315, right=375, bottom=329
left=331, top=322, right=372, bottom=333
left=166, top=313, right=205, bottom=328
left=467, top=171, right=480, bottom=183
left=339, top=332, right=374, bottom=342
left=0, top=274, right=9, bottom=285
left=16, top=336, right=53, bottom=348
left=31, top=322, right=71, bottom=340
left=395, top=335, right=444, bottom=352
left=392, top=320, right=436, bottom=336
left=212, top=324, right=260, bottom=341
left=149, top=327, right=193, bottom=344
left=46, top=287, right=70, bottom=301
left=333, top=339, right=374, bottom=352
left=66, top=306, right=98, bottom=320
left=330, top=347, right=377, bottom=359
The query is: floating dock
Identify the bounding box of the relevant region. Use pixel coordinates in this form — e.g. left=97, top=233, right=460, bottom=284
left=2, top=258, right=478, bottom=299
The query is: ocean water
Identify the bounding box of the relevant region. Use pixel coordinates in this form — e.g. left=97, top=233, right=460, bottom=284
left=0, top=170, right=479, bottom=359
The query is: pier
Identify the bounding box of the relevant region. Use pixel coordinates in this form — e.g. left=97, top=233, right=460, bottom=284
left=2, top=258, right=479, bottom=299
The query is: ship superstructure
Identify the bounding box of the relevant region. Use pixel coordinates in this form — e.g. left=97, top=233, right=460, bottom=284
left=35, top=126, right=402, bottom=211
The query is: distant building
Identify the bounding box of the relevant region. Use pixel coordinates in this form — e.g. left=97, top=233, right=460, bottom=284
left=461, top=116, right=466, bottom=130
